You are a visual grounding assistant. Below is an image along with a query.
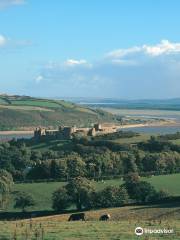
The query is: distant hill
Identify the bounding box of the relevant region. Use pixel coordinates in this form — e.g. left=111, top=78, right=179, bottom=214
left=70, top=97, right=180, bottom=110
left=0, top=95, right=118, bottom=130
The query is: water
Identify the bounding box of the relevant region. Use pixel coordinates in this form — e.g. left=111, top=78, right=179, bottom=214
left=123, top=125, right=180, bottom=134
left=102, top=108, right=180, bottom=134
left=0, top=134, right=33, bottom=142
left=1, top=125, right=180, bottom=141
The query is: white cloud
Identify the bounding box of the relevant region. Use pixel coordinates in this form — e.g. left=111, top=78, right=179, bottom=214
left=143, top=40, right=180, bottom=56
left=64, top=59, right=88, bottom=66
left=32, top=40, right=180, bottom=98
left=0, top=35, right=7, bottom=47
left=107, top=40, right=180, bottom=60
left=107, top=46, right=141, bottom=58
left=0, top=0, right=25, bottom=9
left=35, top=75, right=44, bottom=83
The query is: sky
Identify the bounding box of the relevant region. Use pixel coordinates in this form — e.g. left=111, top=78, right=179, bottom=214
left=0, top=0, right=180, bottom=99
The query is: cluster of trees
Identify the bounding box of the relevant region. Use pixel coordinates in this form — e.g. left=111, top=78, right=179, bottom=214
left=0, top=173, right=170, bottom=213
left=52, top=174, right=169, bottom=212
left=138, top=136, right=180, bottom=152
left=0, top=132, right=179, bottom=214
left=0, top=135, right=180, bottom=182
left=158, top=132, right=180, bottom=141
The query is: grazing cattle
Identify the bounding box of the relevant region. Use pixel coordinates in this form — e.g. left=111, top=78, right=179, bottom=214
left=99, top=214, right=111, bottom=221
left=68, top=213, right=85, bottom=221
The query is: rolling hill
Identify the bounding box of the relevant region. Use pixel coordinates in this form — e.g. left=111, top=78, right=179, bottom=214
left=71, top=97, right=180, bottom=110
left=0, top=94, right=118, bottom=130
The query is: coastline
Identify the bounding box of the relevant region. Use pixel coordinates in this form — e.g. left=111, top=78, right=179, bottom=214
left=119, top=120, right=177, bottom=129
left=0, top=120, right=178, bottom=136
left=0, top=130, right=34, bottom=135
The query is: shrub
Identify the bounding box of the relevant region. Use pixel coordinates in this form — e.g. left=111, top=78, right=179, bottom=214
left=52, top=186, right=71, bottom=211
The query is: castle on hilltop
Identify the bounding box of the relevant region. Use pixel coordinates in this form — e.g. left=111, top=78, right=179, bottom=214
left=34, top=123, right=118, bottom=140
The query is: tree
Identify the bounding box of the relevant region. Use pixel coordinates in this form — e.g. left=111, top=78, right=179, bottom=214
left=123, top=172, right=140, bottom=196
left=50, top=160, right=62, bottom=179
left=0, top=170, right=13, bottom=209
left=27, top=162, right=51, bottom=180
left=31, top=150, right=42, bottom=162
left=131, top=181, right=157, bottom=203
left=93, top=186, right=129, bottom=208
left=124, top=172, right=154, bottom=203
left=66, top=177, right=94, bottom=210
left=52, top=186, right=71, bottom=211
left=122, top=153, right=138, bottom=173
left=150, top=189, right=170, bottom=202
left=67, top=156, right=86, bottom=178
left=14, top=192, right=35, bottom=212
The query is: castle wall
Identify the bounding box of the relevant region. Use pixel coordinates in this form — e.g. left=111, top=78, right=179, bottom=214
left=34, top=123, right=118, bottom=140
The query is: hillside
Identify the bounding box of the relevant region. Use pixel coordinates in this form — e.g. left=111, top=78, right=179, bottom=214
left=0, top=204, right=179, bottom=239
left=0, top=94, right=118, bottom=130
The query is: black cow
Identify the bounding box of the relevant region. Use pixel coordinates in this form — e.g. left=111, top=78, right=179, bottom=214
left=99, top=214, right=111, bottom=221
left=68, top=213, right=86, bottom=221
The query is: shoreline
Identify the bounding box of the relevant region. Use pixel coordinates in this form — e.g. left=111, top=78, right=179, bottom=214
left=119, top=120, right=178, bottom=129
left=0, top=130, right=34, bottom=135
left=0, top=120, right=179, bottom=136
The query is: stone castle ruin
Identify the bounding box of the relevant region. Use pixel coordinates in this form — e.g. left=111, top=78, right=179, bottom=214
left=34, top=123, right=118, bottom=140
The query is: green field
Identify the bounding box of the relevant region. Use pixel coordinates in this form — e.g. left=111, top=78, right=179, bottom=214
left=111, top=133, right=152, bottom=144
left=0, top=205, right=180, bottom=239
left=28, top=133, right=152, bottom=152
left=7, top=173, right=180, bottom=212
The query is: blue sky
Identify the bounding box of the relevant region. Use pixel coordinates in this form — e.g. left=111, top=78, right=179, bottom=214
left=0, top=0, right=180, bottom=99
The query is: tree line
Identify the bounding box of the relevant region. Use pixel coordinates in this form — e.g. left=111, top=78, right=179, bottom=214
left=0, top=135, right=180, bottom=182
left=11, top=173, right=169, bottom=213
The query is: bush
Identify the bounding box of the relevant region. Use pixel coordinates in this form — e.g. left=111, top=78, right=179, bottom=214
left=52, top=186, right=71, bottom=211
left=150, top=189, right=170, bottom=202
left=91, top=186, right=129, bottom=208
left=124, top=174, right=157, bottom=203
left=14, top=192, right=35, bottom=212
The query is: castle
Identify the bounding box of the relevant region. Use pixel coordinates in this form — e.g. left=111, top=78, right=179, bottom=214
left=34, top=123, right=118, bottom=140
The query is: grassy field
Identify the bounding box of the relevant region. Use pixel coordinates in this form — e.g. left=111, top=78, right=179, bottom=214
left=144, top=174, right=180, bottom=196
left=111, top=133, right=152, bottom=144
left=171, top=139, right=180, bottom=145
left=7, top=173, right=180, bottom=212
left=0, top=205, right=180, bottom=239
left=28, top=133, right=152, bottom=152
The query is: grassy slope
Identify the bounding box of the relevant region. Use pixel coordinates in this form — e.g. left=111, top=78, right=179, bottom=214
left=28, top=133, right=152, bottom=152
left=1, top=205, right=180, bottom=239
left=0, top=95, right=117, bottom=130
left=8, top=173, right=180, bottom=212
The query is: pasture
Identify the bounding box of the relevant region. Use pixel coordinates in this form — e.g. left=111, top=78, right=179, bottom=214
left=111, top=133, right=152, bottom=144
left=7, top=173, right=180, bottom=212
left=28, top=133, right=152, bottom=152
left=0, top=205, right=179, bottom=239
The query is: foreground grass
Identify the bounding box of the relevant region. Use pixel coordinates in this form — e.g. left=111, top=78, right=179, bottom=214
left=7, top=173, right=180, bottom=212
left=0, top=205, right=180, bottom=239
